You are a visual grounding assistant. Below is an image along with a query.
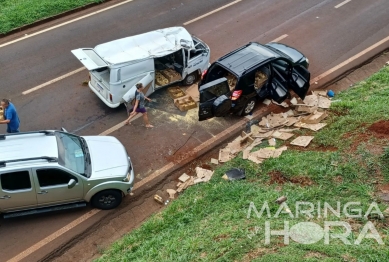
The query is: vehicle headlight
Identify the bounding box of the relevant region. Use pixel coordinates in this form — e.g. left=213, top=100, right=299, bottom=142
left=306, top=58, right=309, bottom=65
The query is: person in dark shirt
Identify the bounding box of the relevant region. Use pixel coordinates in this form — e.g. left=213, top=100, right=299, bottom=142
left=124, top=83, right=153, bottom=128
left=0, top=99, right=20, bottom=133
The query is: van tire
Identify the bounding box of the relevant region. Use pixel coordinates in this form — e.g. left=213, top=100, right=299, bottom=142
left=91, top=190, right=122, bottom=210
left=183, top=72, right=199, bottom=86
left=241, top=97, right=256, bottom=116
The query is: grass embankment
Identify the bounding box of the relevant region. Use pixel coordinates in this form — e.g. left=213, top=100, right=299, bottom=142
left=0, top=0, right=104, bottom=34
left=98, top=66, right=389, bottom=261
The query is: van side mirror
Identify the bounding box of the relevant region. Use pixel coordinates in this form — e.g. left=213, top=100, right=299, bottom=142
left=68, top=179, right=77, bottom=189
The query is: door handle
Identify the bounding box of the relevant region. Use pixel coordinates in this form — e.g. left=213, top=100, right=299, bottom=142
left=0, top=195, right=11, bottom=199
left=37, top=190, right=48, bottom=194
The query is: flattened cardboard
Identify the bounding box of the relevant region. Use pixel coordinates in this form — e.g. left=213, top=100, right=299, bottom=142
left=219, top=148, right=232, bottom=162
left=268, top=138, right=276, bottom=146
left=290, top=97, right=298, bottom=105
left=318, top=96, right=331, bottom=109
left=294, top=122, right=327, bottom=131
left=185, top=84, right=200, bottom=102
left=263, top=99, right=271, bottom=105
left=178, top=173, right=190, bottom=183
left=247, top=154, right=264, bottom=164
left=290, top=136, right=314, bottom=147
left=301, top=111, right=328, bottom=124
left=273, top=132, right=294, bottom=141
left=303, top=95, right=319, bottom=107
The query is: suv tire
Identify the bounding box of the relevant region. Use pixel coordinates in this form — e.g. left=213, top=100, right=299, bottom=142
left=241, top=97, right=256, bottom=116
left=183, top=72, right=199, bottom=86
left=92, top=190, right=122, bottom=210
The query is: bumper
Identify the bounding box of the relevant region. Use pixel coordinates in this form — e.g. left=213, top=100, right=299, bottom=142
left=88, top=82, right=121, bottom=108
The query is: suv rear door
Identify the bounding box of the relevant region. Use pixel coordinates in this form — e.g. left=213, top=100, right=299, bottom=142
left=198, top=78, right=232, bottom=121
left=33, top=168, right=84, bottom=207
left=0, top=169, right=37, bottom=212
left=290, top=65, right=310, bottom=100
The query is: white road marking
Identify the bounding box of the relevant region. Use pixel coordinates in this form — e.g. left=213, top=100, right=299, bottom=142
left=6, top=209, right=100, bottom=262
left=183, top=0, right=242, bottom=25
left=22, top=67, right=84, bottom=95
left=270, top=34, right=288, bottom=42
left=0, top=0, right=136, bottom=49
left=335, top=0, right=352, bottom=8
left=98, top=114, right=142, bottom=136
left=311, top=34, right=389, bottom=84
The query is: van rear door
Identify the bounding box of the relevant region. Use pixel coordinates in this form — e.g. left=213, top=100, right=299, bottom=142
left=71, top=48, right=108, bottom=70
left=199, top=78, right=232, bottom=121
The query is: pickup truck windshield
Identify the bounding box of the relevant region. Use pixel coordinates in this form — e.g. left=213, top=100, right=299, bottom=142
left=55, top=132, right=89, bottom=177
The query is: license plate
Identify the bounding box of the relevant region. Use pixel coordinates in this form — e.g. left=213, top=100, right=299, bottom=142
left=96, top=83, right=104, bottom=93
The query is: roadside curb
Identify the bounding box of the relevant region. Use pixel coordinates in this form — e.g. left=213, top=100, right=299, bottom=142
left=132, top=104, right=278, bottom=193
left=0, top=0, right=114, bottom=38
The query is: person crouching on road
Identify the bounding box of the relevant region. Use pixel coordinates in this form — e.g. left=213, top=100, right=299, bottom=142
left=124, top=83, right=154, bottom=128
left=0, top=99, right=20, bottom=133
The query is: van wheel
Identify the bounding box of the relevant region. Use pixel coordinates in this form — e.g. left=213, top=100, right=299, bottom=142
left=241, top=98, right=256, bottom=116
left=91, top=190, right=122, bottom=210
left=183, top=72, right=199, bottom=86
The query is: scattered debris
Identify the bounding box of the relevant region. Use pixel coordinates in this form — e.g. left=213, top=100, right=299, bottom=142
left=268, top=138, right=276, bottom=146
left=290, top=136, right=314, bottom=147
left=219, top=148, right=233, bottom=163
left=272, top=100, right=289, bottom=108
left=195, top=167, right=214, bottom=182
left=301, top=111, right=328, bottom=124
left=263, top=99, right=272, bottom=105
left=290, top=97, right=298, bottom=105
left=154, top=194, right=164, bottom=204
left=178, top=173, right=190, bottom=183
left=166, top=189, right=177, bottom=199
left=211, top=158, right=219, bottom=165
left=224, top=168, right=246, bottom=181
left=327, top=90, right=335, bottom=98
left=276, top=196, right=287, bottom=204
left=222, top=174, right=229, bottom=180
left=294, top=122, right=327, bottom=131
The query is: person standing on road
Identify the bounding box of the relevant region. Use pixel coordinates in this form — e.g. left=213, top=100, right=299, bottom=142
left=0, top=99, right=20, bottom=133
left=124, top=83, right=154, bottom=128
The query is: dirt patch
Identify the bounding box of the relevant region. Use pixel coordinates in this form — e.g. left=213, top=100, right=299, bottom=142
left=241, top=247, right=277, bottom=262
left=287, top=144, right=338, bottom=152
left=269, top=171, right=314, bottom=186
left=213, top=234, right=229, bottom=242
left=343, top=133, right=371, bottom=152
left=304, top=251, right=328, bottom=259
left=368, top=120, right=389, bottom=139
left=333, top=176, right=343, bottom=184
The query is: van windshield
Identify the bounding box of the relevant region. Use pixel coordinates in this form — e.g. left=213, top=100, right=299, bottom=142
left=55, top=132, right=90, bottom=177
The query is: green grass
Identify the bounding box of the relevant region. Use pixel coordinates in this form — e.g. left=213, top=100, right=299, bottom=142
left=0, top=0, right=105, bottom=34
left=97, top=66, right=389, bottom=262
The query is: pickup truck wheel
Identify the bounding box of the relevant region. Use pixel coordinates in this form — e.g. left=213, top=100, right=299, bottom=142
left=241, top=98, right=256, bottom=116
left=183, top=72, right=199, bottom=86
left=92, top=190, right=122, bottom=210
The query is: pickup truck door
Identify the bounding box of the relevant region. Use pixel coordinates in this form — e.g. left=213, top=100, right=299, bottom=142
left=33, top=168, right=84, bottom=207
left=0, top=169, right=37, bottom=212
left=199, top=78, right=232, bottom=121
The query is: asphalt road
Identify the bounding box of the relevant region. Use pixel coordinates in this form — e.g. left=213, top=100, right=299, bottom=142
left=1, top=0, right=389, bottom=261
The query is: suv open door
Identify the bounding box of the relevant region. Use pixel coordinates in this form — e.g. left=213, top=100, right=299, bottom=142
left=71, top=48, right=108, bottom=71
left=290, top=65, right=310, bottom=100
left=198, top=78, right=232, bottom=121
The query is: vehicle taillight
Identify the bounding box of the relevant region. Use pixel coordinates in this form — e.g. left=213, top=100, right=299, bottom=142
left=109, top=93, right=113, bottom=102
left=231, top=90, right=242, bottom=100
left=201, top=69, right=207, bottom=80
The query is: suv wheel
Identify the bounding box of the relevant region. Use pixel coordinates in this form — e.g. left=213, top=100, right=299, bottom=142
left=241, top=98, right=256, bottom=116
left=183, top=72, right=199, bottom=86
left=92, top=190, right=122, bottom=210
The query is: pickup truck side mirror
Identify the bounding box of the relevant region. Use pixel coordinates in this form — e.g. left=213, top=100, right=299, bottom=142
left=68, top=179, right=77, bottom=189
left=61, top=127, right=68, bottom=133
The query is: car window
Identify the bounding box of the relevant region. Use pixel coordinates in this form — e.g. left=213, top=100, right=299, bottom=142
left=1, top=171, right=31, bottom=191
left=36, top=169, right=77, bottom=187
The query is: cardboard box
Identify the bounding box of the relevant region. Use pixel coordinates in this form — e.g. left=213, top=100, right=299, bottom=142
left=161, top=68, right=181, bottom=82
left=174, top=95, right=197, bottom=111
left=0, top=107, right=3, bottom=121
left=167, top=87, right=186, bottom=99
left=155, top=71, right=169, bottom=86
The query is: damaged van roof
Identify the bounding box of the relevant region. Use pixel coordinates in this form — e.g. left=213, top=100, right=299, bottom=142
left=94, top=27, right=194, bottom=64
left=217, top=42, right=280, bottom=76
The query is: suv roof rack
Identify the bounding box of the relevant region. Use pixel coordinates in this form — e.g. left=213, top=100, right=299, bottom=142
left=0, top=130, right=55, bottom=140
left=0, top=156, right=58, bottom=168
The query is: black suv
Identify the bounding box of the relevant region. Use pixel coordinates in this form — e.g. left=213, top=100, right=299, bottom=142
left=198, top=42, right=310, bottom=121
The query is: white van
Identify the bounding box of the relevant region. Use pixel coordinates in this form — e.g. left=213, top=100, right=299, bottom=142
left=71, top=27, right=210, bottom=108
